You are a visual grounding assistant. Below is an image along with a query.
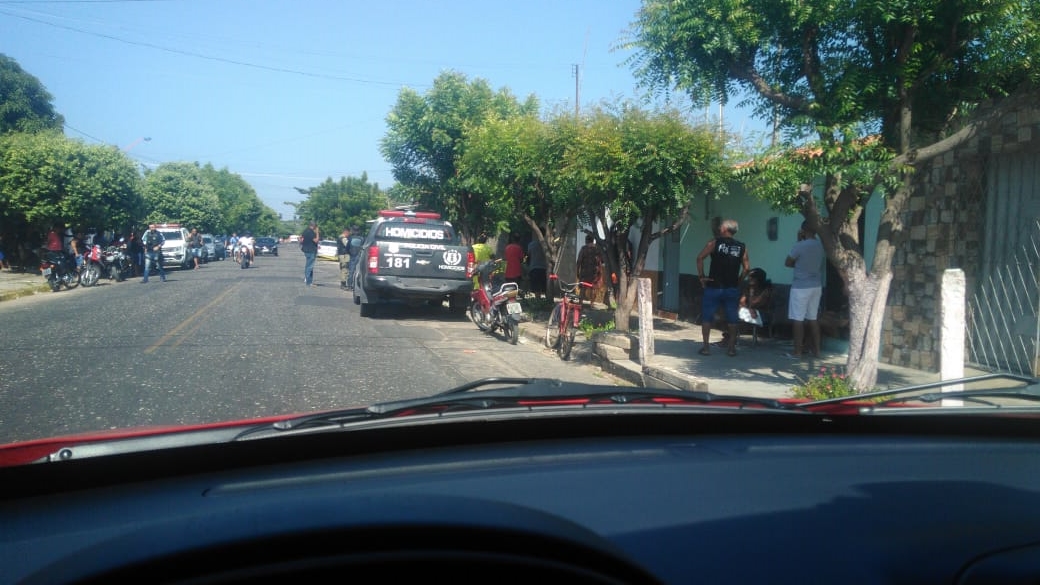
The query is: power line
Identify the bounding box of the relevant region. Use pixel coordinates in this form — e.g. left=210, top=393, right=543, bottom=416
left=0, top=7, right=420, bottom=87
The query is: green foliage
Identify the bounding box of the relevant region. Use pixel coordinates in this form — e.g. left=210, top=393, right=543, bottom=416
left=142, top=162, right=224, bottom=232
left=381, top=70, right=539, bottom=240
left=0, top=131, right=143, bottom=232
left=791, top=367, right=859, bottom=400
left=295, top=173, right=389, bottom=236
left=0, top=54, right=63, bottom=135
left=579, top=318, right=616, bottom=338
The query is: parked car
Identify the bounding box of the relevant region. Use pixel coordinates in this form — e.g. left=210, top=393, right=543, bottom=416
left=255, top=237, right=279, bottom=256
left=202, top=234, right=225, bottom=261
left=154, top=224, right=192, bottom=269
left=317, top=239, right=338, bottom=260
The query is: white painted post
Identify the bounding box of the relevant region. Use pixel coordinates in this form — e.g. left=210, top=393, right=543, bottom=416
left=637, top=278, right=654, bottom=365
left=940, top=269, right=965, bottom=406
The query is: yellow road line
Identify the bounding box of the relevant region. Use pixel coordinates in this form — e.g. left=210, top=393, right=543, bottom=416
left=144, top=282, right=240, bottom=354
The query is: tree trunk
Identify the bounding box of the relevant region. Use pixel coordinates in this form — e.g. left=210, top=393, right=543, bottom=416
left=844, top=267, right=892, bottom=390
left=614, top=275, right=636, bottom=332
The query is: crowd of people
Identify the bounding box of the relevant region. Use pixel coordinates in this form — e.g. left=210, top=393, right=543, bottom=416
left=0, top=223, right=273, bottom=284
left=695, top=217, right=827, bottom=358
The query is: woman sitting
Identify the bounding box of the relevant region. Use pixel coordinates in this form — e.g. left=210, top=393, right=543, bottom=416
left=716, top=268, right=773, bottom=346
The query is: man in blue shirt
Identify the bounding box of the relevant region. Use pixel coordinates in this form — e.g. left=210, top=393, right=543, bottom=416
left=785, top=220, right=826, bottom=358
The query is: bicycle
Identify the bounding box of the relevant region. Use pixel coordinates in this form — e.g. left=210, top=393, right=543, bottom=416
left=544, top=274, right=594, bottom=360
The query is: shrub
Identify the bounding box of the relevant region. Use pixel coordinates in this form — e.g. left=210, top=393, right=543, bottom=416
left=791, top=366, right=858, bottom=400
left=579, top=318, right=615, bottom=338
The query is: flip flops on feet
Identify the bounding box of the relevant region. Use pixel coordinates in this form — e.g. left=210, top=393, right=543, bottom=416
left=698, top=347, right=711, bottom=356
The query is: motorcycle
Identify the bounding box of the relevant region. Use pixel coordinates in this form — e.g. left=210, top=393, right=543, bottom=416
left=239, top=244, right=251, bottom=269
left=101, top=243, right=135, bottom=282
left=79, top=244, right=104, bottom=287
left=39, top=250, right=80, bottom=292
left=469, top=259, right=523, bottom=345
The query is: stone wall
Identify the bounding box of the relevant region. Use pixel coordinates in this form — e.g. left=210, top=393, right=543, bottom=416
left=882, top=99, right=1040, bottom=371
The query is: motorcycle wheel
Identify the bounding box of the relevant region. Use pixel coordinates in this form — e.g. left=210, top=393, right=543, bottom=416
left=559, top=330, right=575, bottom=361
left=63, top=270, right=80, bottom=289
left=111, top=265, right=123, bottom=282
left=48, top=276, right=60, bottom=293
left=470, top=300, right=491, bottom=332
left=505, top=318, right=519, bottom=345
left=544, top=304, right=562, bottom=349
left=81, top=264, right=101, bottom=287
left=241, top=256, right=249, bottom=269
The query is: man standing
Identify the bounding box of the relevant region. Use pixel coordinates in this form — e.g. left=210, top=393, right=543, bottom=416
left=300, top=221, right=318, bottom=286
left=470, top=233, right=493, bottom=290
left=45, top=223, right=65, bottom=254
left=695, top=218, right=749, bottom=356
left=575, top=234, right=602, bottom=303
left=337, top=227, right=352, bottom=290
left=526, top=237, right=547, bottom=299
left=188, top=228, right=203, bottom=269
left=347, top=228, right=363, bottom=290
left=141, top=224, right=166, bottom=283
left=785, top=220, right=826, bottom=358
left=503, top=233, right=524, bottom=288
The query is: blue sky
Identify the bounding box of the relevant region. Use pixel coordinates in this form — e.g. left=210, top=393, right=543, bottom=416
left=1, top=0, right=765, bottom=220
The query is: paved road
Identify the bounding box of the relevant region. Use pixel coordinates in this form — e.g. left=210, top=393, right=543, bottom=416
left=0, top=254, right=617, bottom=445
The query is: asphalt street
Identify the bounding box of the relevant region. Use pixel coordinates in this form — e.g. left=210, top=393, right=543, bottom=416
left=0, top=254, right=617, bottom=445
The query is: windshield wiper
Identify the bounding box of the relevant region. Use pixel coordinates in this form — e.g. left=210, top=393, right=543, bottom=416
left=797, top=373, right=1040, bottom=412
left=235, top=378, right=803, bottom=439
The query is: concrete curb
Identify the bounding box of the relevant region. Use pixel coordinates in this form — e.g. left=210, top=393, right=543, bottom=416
left=0, top=282, right=51, bottom=302
left=521, top=318, right=703, bottom=390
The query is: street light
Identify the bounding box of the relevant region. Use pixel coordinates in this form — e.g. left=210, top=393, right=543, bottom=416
left=122, top=136, right=152, bottom=152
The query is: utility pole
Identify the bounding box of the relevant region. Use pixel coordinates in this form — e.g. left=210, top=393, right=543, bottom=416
left=572, top=64, right=580, bottom=116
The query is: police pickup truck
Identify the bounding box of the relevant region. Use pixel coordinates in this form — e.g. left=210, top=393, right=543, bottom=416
left=352, top=210, right=474, bottom=317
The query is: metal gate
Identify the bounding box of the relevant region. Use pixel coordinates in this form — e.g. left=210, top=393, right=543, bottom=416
left=968, top=151, right=1040, bottom=375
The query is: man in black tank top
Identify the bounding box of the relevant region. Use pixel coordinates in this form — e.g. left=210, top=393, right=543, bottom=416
left=695, top=219, right=750, bottom=356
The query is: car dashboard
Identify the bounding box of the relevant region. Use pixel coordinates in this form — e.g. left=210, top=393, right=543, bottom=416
left=3, top=411, right=1040, bottom=584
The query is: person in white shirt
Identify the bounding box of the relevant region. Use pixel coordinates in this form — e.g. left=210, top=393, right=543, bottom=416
left=785, top=220, right=826, bottom=359
left=237, top=232, right=255, bottom=264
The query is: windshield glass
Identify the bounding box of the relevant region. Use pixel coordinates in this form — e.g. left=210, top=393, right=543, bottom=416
left=0, top=1, right=1036, bottom=459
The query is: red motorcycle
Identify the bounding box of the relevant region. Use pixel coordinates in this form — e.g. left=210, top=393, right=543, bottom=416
left=79, top=244, right=104, bottom=287
left=469, top=259, right=523, bottom=345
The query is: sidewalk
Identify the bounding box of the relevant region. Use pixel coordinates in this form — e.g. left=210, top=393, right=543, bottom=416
left=522, top=305, right=963, bottom=399
left=0, top=267, right=51, bottom=302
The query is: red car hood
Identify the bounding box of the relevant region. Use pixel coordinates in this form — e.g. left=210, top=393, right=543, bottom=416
left=0, top=396, right=876, bottom=469
left=0, top=413, right=301, bottom=468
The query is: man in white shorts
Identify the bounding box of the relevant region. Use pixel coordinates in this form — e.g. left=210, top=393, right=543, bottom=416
left=785, top=220, right=825, bottom=358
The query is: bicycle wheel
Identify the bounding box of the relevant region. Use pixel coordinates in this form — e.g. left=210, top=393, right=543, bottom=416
left=560, top=329, right=575, bottom=361
left=545, top=304, right=562, bottom=348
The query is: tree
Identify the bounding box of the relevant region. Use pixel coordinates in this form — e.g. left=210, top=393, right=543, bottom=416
left=197, top=163, right=280, bottom=235
left=0, top=131, right=143, bottom=233
left=295, top=173, right=389, bottom=235
left=381, top=71, right=539, bottom=241
left=142, top=162, right=223, bottom=231
left=0, top=54, right=63, bottom=135
left=458, top=111, right=576, bottom=283
left=558, top=106, right=728, bottom=331
left=628, top=0, right=1040, bottom=389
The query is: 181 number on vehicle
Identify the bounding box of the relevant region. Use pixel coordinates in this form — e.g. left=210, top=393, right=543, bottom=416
left=385, top=257, right=411, bottom=269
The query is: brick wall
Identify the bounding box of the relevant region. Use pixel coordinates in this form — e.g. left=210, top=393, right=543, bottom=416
left=882, top=99, right=1040, bottom=371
